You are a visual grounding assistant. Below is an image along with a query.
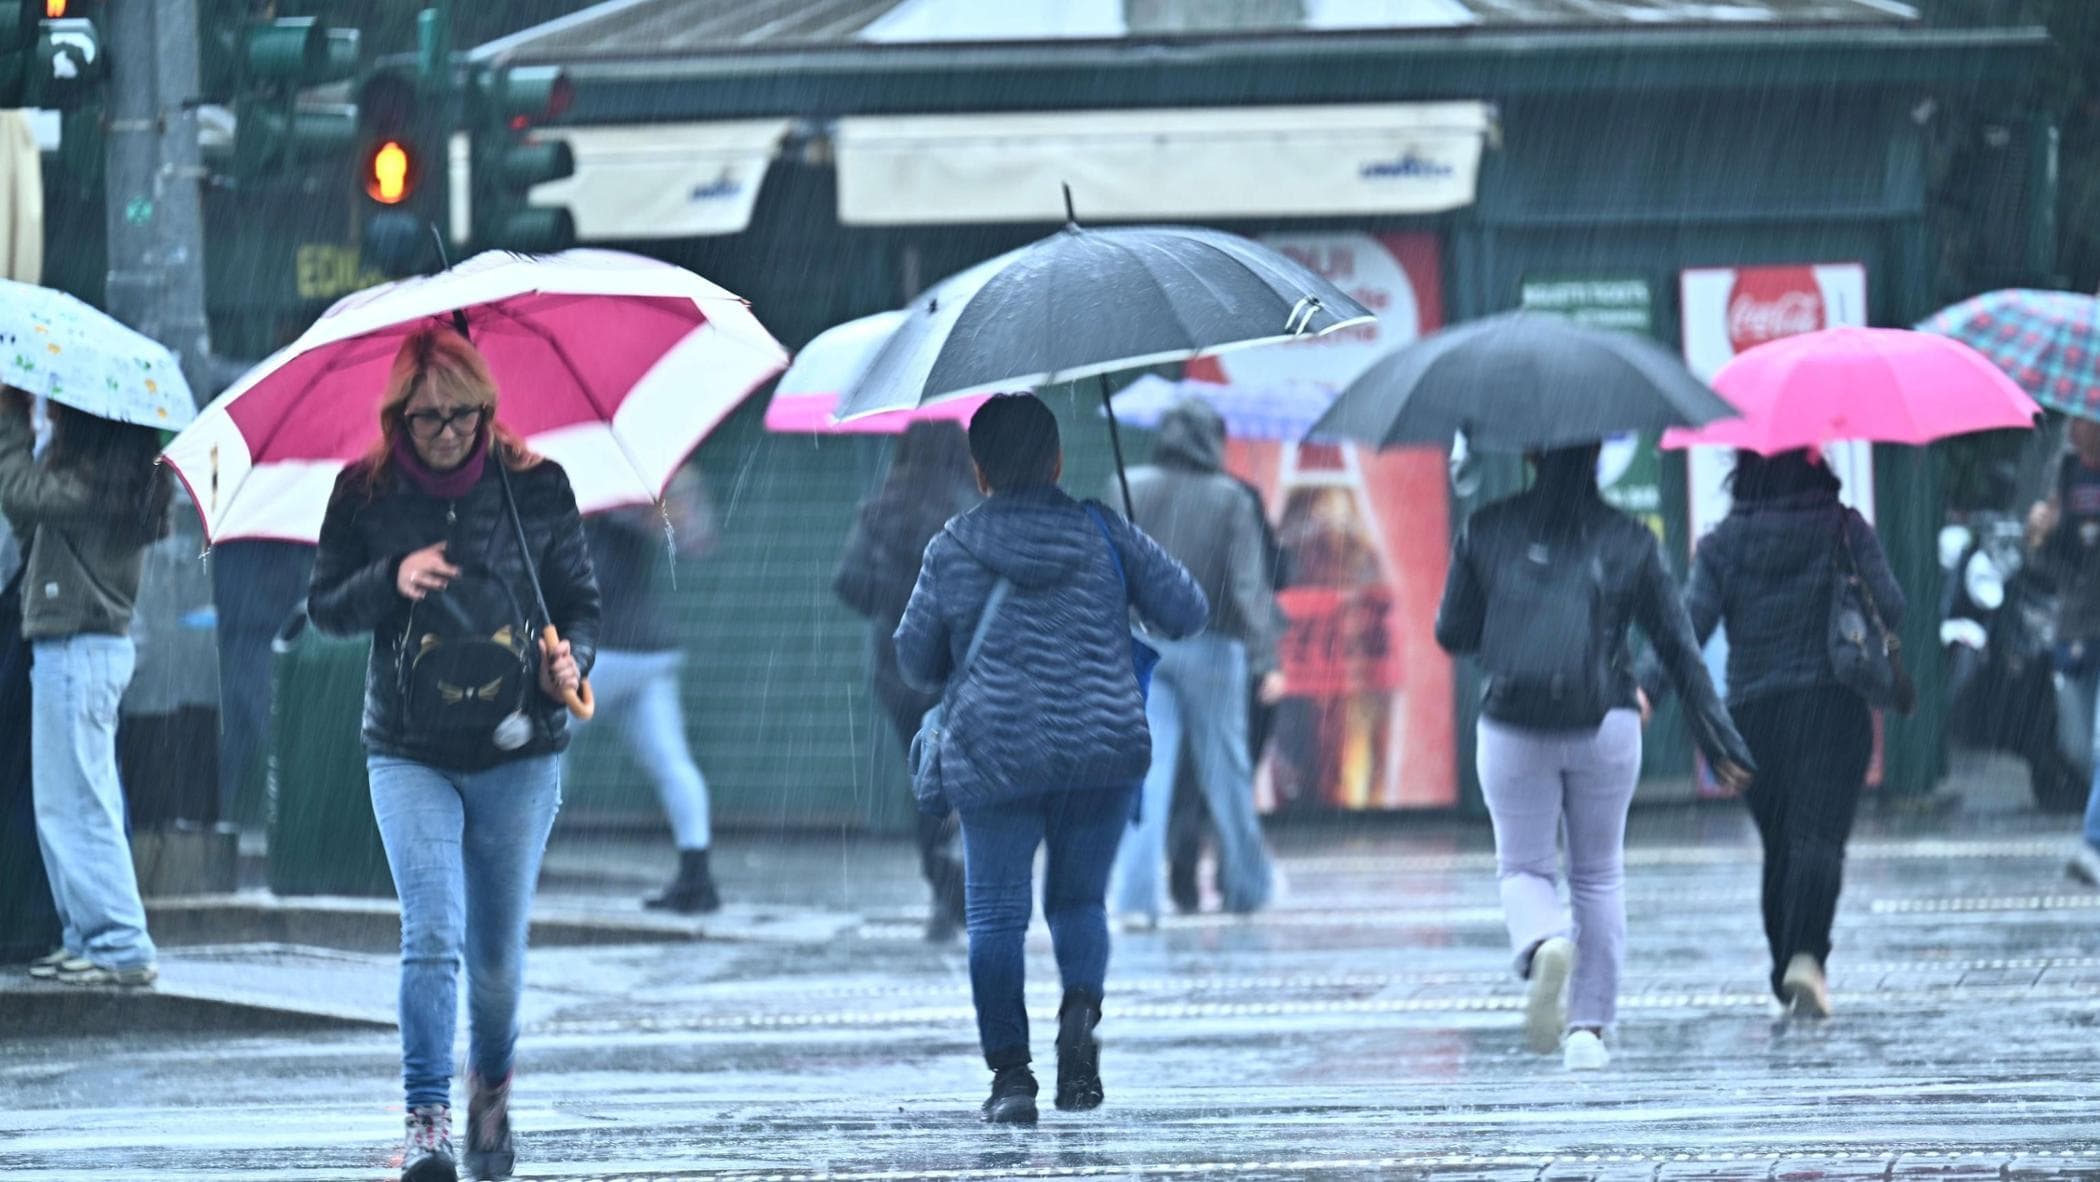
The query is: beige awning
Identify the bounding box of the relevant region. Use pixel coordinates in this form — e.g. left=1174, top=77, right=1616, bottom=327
left=530, top=119, right=794, bottom=240
left=0, top=112, right=44, bottom=284
left=833, top=102, right=1493, bottom=227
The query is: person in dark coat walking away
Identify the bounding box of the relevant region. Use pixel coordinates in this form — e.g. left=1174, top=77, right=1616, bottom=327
left=1437, top=443, right=1752, bottom=1073
left=580, top=465, right=722, bottom=914
left=1651, top=449, right=1903, bottom=1019
left=834, top=421, right=980, bottom=942
left=894, top=394, right=1206, bottom=1124
left=1110, top=399, right=1283, bottom=927
left=2024, top=418, right=2100, bottom=886
left=2, top=388, right=171, bottom=989
left=309, top=329, right=600, bottom=1182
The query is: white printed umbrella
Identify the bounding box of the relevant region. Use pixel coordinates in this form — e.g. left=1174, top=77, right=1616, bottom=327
left=0, top=278, right=195, bottom=429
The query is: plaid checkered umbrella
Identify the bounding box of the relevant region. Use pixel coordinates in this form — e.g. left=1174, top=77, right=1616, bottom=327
left=1917, top=289, right=2100, bottom=420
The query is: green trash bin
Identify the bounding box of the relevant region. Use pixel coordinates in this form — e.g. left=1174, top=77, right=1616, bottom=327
left=267, top=622, right=394, bottom=897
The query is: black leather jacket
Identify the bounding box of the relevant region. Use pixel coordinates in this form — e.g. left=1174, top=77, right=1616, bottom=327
left=1436, top=489, right=1753, bottom=773
left=309, top=456, right=600, bottom=771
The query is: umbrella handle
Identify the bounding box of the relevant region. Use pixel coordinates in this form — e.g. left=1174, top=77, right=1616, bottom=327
left=541, top=624, right=595, bottom=720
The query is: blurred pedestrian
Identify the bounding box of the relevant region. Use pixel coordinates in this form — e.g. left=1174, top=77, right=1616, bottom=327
left=581, top=465, right=721, bottom=914
left=308, top=329, right=600, bottom=1182
left=1110, top=399, right=1281, bottom=928
left=2025, top=418, right=2100, bottom=886
left=1167, top=472, right=1288, bottom=913
left=1, top=388, right=170, bottom=989
left=895, top=394, right=1205, bottom=1123
left=1436, top=443, right=1752, bottom=1072
left=1652, top=450, right=1901, bottom=1019
left=834, top=421, right=979, bottom=942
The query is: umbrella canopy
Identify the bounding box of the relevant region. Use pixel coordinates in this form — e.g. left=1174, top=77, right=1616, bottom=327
left=763, top=310, right=989, bottom=435
left=1309, top=311, right=1736, bottom=452
left=161, top=249, right=787, bottom=543
left=0, top=278, right=195, bottom=429
left=1916, top=289, right=2100, bottom=419
left=1107, top=374, right=1339, bottom=441
left=1659, top=327, right=2039, bottom=454
left=832, top=223, right=1375, bottom=421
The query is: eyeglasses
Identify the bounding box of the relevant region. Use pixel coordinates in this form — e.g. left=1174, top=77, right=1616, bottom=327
left=403, top=406, right=486, bottom=440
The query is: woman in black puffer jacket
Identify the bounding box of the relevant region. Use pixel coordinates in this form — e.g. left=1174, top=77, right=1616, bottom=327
left=1660, top=449, right=1904, bottom=1020
left=309, top=328, right=599, bottom=1182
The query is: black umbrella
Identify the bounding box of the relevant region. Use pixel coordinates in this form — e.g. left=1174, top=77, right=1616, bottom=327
left=1308, top=311, right=1737, bottom=453
left=833, top=197, right=1375, bottom=512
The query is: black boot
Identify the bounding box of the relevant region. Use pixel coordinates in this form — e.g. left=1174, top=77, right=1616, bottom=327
left=645, top=849, right=720, bottom=915
left=981, top=1063, right=1039, bottom=1125
left=1055, top=989, right=1104, bottom=1111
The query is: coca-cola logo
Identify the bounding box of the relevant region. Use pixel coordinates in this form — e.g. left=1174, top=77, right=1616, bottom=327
left=1726, top=267, right=1826, bottom=354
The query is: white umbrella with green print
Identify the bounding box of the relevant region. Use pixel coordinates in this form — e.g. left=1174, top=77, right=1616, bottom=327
left=0, top=278, right=195, bottom=430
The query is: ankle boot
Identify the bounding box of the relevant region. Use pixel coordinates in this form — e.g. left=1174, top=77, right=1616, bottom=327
left=1055, top=988, right=1104, bottom=1111
left=982, top=1063, right=1039, bottom=1125
left=645, top=848, right=721, bottom=914
left=462, top=1073, right=514, bottom=1180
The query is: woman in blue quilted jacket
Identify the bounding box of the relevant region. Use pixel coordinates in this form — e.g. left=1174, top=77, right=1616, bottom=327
left=894, top=394, right=1206, bottom=1125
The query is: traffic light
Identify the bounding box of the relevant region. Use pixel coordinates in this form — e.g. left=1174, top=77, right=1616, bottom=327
left=208, top=14, right=361, bottom=178
left=1, top=0, right=102, bottom=109
left=468, top=64, right=575, bottom=253
left=355, top=66, right=445, bottom=277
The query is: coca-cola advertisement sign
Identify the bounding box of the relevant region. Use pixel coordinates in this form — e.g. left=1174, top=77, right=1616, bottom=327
left=1725, top=266, right=1827, bottom=353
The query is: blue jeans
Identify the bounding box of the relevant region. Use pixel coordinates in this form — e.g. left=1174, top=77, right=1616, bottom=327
left=2085, top=683, right=2100, bottom=853
left=31, top=634, right=154, bottom=969
left=368, top=754, right=561, bottom=1110
left=960, top=784, right=1135, bottom=1067
left=1113, top=635, right=1273, bottom=920
left=577, top=649, right=710, bottom=849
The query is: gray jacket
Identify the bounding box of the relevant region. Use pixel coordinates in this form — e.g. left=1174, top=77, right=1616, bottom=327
left=1114, top=400, right=1283, bottom=675
left=0, top=411, right=151, bottom=641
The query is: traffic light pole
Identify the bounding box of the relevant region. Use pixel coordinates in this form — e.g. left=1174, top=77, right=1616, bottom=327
left=102, top=0, right=216, bottom=403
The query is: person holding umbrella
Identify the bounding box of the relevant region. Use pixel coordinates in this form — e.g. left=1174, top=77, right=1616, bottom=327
left=894, top=394, right=1207, bottom=1124
left=308, top=328, right=599, bottom=1182
left=2029, top=419, right=2100, bottom=886
left=1312, top=311, right=1756, bottom=1072
left=1, top=387, right=172, bottom=989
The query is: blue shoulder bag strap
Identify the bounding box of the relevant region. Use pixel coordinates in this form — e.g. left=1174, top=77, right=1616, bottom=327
left=1085, top=504, right=1160, bottom=697
left=958, top=577, right=1012, bottom=683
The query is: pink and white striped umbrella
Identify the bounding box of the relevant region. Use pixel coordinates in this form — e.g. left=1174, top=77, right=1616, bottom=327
left=763, top=310, right=990, bottom=435
left=162, top=250, right=788, bottom=543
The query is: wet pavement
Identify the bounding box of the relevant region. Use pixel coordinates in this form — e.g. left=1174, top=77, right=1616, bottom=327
left=3, top=755, right=2098, bottom=1180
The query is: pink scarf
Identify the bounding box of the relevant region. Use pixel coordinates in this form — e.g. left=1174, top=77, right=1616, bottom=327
left=391, top=430, right=488, bottom=499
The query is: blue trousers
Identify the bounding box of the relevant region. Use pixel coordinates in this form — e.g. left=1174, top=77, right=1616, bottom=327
left=32, top=635, right=153, bottom=970
left=368, top=753, right=561, bottom=1110
left=960, top=784, right=1135, bottom=1067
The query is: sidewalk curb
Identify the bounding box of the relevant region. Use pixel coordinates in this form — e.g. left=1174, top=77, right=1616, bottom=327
left=0, top=977, right=393, bottom=1038
left=143, top=894, right=717, bottom=954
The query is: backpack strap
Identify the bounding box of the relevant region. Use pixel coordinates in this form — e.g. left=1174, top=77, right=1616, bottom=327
left=1083, top=504, right=1130, bottom=602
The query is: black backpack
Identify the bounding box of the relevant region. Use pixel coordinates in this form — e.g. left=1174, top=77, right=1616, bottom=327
left=395, top=499, right=539, bottom=756
left=1477, top=528, right=1617, bottom=730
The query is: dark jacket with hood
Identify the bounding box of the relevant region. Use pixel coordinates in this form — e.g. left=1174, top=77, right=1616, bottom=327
left=1661, top=486, right=1905, bottom=709
left=1438, top=480, right=1753, bottom=773
left=1115, top=400, right=1283, bottom=675
left=893, top=486, right=1208, bottom=807
left=309, top=454, right=601, bottom=771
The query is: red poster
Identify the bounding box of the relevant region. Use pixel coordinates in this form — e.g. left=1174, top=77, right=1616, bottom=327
left=1207, top=232, right=1456, bottom=811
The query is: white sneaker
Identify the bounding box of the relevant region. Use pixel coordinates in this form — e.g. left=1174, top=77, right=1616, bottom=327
left=1118, top=912, right=1160, bottom=935
left=2066, top=846, right=2100, bottom=888
left=1524, top=937, right=1574, bottom=1054
left=1563, top=1030, right=1610, bottom=1072
left=1781, top=953, right=1833, bottom=1019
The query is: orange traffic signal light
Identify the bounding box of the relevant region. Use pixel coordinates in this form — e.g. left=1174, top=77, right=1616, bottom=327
left=45, top=0, right=65, bottom=17
left=364, top=140, right=414, bottom=205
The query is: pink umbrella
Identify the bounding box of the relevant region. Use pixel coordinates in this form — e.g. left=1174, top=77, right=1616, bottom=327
left=162, top=249, right=788, bottom=543
left=764, top=310, right=989, bottom=435
left=1661, top=327, right=2039, bottom=454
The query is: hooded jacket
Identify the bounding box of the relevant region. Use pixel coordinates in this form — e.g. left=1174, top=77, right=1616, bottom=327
left=1667, top=487, right=1906, bottom=709
left=1115, top=401, right=1283, bottom=675
left=0, top=411, right=158, bottom=640
left=309, top=454, right=601, bottom=771
left=893, top=486, right=1207, bottom=808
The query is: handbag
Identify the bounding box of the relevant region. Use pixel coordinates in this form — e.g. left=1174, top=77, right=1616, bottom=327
left=1085, top=505, right=1161, bottom=700
left=909, top=577, right=1012, bottom=815
left=1829, top=510, right=1916, bottom=715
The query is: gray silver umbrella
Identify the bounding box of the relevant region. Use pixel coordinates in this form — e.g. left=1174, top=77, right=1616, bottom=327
left=832, top=209, right=1374, bottom=511
left=1310, top=311, right=1737, bottom=452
